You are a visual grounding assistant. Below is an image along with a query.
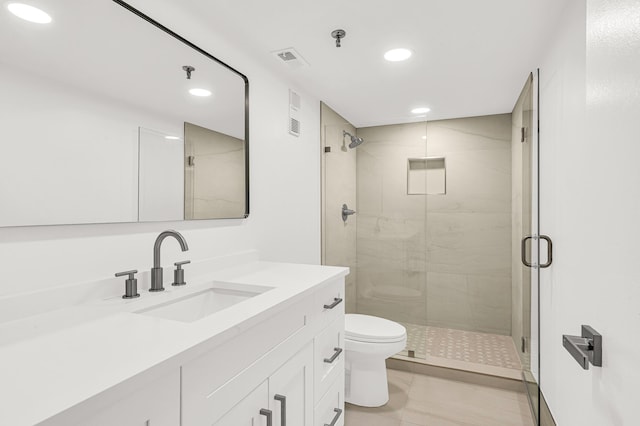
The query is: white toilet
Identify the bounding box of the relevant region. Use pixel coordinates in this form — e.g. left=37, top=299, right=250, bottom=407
left=344, top=314, right=407, bottom=407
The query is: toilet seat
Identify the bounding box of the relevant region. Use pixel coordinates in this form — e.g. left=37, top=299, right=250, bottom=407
left=345, top=314, right=406, bottom=343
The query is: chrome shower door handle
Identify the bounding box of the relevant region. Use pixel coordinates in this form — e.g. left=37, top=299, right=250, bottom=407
left=540, top=235, right=553, bottom=268
left=521, top=236, right=533, bottom=267
left=260, top=408, right=273, bottom=426
left=274, top=394, right=286, bottom=426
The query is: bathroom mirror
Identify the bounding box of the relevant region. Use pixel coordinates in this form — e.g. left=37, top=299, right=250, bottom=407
left=0, top=0, right=248, bottom=227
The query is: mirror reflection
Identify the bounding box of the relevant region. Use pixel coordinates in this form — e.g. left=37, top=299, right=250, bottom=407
left=0, top=0, right=248, bottom=227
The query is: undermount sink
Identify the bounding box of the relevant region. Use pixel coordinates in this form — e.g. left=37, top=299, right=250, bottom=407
left=137, top=284, right=271, bottom=323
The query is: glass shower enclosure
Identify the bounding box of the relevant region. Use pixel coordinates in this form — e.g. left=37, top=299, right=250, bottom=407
left=321, top=71, right=541, bottom=421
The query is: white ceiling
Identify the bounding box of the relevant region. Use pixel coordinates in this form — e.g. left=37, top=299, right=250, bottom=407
left=175, top=0, right=569, bottom=128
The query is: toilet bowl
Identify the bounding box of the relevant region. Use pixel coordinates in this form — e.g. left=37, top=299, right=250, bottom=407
left=344, top=314, right=407, bottom=407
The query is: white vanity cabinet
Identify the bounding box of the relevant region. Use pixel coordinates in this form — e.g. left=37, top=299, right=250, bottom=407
left=8, top=266, right=348, bottom=426
left=182, top=276, right=345, bottom=426
left=213, top=343, right=314, bottom=426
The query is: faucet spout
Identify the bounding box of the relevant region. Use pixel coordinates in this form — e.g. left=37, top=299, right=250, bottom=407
left=150, top=230, right=189, bottom=292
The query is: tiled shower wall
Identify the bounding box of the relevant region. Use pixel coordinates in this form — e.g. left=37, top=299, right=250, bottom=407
left=356, top=114, right=512, bottom=335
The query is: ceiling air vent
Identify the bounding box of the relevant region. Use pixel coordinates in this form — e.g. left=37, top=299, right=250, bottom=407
left=272, top=47, right=309, bottom=70
left=289, top=89, right=301, bottom=137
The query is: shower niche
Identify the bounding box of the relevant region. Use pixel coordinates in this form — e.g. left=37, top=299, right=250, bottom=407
left=407, top=157, right=446, bottom=195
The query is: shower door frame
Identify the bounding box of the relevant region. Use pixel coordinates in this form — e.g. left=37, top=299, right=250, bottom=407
left=521, top=70, right=542, bottom=425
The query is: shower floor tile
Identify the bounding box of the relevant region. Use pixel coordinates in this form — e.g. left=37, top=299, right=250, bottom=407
left=401, top=323, right=522, bottom=370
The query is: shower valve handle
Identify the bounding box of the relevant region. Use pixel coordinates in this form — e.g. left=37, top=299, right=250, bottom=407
left=342, top=204, right=356, bottom=222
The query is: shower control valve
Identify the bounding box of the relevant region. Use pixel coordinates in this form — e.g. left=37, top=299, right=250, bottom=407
left=342, top=204, right=356, bottom=222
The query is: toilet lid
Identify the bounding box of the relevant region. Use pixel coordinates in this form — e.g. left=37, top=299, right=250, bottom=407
left=345, top=314, right=407, bottom=343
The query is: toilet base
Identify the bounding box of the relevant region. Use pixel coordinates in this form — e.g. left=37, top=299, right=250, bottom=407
left=345, top=354, right=389, bottom=407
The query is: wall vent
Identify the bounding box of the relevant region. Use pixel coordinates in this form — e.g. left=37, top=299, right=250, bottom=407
left=289, top=89, right=301, bottom=137
left=289, top=117, right=300, bottom=136
left=272, top=47, right=309, bottom=70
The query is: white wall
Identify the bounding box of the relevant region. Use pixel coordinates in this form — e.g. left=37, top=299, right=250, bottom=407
left=0, top=0, right=321, bottom=299
left=540, top=0, right=640, bottom=424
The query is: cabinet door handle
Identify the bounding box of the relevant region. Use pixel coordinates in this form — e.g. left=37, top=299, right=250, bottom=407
left=324, top=408, right=343, bottom=426
left=274, top=394, right=286, bottom=426
left=540, top=235, right=553, bottom=268
left=521, top=236, right=533, bottom=267
left=324, top=347, right=343, bottom=363
left=323, top=297, right=343, bottom=309
left=260, top=408, right=273, bottom=426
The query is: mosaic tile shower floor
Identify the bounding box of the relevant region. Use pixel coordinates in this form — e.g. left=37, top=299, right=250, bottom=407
left=401, top=323, right=522, bottom=370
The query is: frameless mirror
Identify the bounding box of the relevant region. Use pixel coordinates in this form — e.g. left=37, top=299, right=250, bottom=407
left=0, top=0, right=249, bottom=227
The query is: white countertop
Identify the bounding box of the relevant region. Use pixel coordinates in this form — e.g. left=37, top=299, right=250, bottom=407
left=0, top=260, right=348, bottom=425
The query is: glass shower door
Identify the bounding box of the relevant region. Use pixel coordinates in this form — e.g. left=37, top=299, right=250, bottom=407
left=354, top=123, right=429, bottom=359
left=320, top=101, right=429, bottom=361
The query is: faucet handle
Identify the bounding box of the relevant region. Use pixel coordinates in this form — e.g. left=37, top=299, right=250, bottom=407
left=115, top=270, right=140, bottom=299
left=172, top=261, right=190, bottom=286
left=115, top=269, right=138, bottom=279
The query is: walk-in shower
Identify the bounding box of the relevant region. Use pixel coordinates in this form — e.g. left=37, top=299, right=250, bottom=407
left=321, top=90, right=537, bottom=383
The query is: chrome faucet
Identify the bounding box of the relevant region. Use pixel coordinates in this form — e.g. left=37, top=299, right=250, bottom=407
left=150, top=230, right=189, bottom=292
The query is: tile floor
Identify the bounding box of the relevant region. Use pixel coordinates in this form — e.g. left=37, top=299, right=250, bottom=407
left=402, top=323, right=522, bottom=370
left=345, top=368, right=534, bottom=426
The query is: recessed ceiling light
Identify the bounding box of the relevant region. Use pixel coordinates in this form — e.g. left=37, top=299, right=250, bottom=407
left=165, top=136, right=181, bottom=140
left=384, top=48, right=412, bottom=62
left=411, top=107, right=431, bottom=114
left=422, top=136, right=427, bottom=140
left=189, top=88, right=211, bottom=97
left=7, top=3, right=52, bottom=24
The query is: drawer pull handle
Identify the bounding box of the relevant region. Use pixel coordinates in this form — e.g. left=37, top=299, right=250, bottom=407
left=274, top=394, right=286, bottom=426
left=260, top=408, right=273, bottom=426
left=324, top=408, right=343, bottom=426
left=323, top=297, right=343, bottom=309
left=324, top=347, right=343, bottom=363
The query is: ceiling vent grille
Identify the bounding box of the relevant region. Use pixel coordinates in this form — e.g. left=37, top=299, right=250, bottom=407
left=272, top=48, right=309, bottom=70
left=289, top=89, right=301, bottom=137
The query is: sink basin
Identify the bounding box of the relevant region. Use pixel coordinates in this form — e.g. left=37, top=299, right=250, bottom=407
left=138, top=285, right=270, bottom=323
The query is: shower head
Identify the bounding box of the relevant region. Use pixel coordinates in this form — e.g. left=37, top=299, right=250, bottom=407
left=343, top=131, right=364, bottom=149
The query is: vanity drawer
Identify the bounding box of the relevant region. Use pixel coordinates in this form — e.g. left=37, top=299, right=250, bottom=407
left=313, top=278, right=344, bottom=331
left=314, top=374, right=345, bottom=426
left=314, top=317, right=344, bottom=402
